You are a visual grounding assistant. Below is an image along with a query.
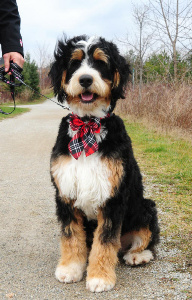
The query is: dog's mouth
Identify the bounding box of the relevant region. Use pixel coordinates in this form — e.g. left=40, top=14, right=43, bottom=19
left=79, top=92, right=98, bottom=103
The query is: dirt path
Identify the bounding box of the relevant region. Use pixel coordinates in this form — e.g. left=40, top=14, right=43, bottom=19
left=0, top=101, right=191, bottom=299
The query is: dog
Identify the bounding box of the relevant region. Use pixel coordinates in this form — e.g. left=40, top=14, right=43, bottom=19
left=49, top=35, right=160, bottom=293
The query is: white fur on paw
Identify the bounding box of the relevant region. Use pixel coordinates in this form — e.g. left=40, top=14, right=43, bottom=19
left=55, top=262, right=86, bottom=283
left=86, top=278, right=115, bottom=293
left=123, top=250, right=154, bottom=266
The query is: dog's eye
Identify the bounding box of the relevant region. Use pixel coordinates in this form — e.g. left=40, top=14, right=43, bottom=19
left=92, top=59, right=111, bottom=80
left=94, top=58, right=106, bottom=63
left=67, top=60, right=82, bottom=78
left=94, top=59, right=109, bottom=67
left=93, top=59, right=110, bottom=72
left=69, top=59, right=82, bottom=70
left=70, top=59, right=82, bottom=66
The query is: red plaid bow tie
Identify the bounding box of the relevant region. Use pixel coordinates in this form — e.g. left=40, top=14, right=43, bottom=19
left=68, top=114, right=101, bottom=160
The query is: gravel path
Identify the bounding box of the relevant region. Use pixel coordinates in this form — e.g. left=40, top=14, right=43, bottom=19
left=0, top=101, right=191, bottom=300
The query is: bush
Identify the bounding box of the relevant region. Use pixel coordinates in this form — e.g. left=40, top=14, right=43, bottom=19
left=116, top=82, right=192, bottom=132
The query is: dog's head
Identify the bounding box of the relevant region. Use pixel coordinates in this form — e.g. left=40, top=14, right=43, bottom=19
left=49, top=35, right=130, bottom=117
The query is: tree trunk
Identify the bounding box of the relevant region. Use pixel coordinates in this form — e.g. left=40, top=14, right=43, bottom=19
left=173, top=42, right=177, bottom=82
left=139, top=22, right=143, bottom=102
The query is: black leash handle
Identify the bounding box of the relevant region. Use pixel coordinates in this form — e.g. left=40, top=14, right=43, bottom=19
left=0, top=62, right=70, bottom=115
left=0, top=62, right=23, bottom=115
left=0, top=67, right=16, bottom=115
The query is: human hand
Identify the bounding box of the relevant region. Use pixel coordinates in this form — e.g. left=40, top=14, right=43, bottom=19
left=3, top=52, right=25, bottom=73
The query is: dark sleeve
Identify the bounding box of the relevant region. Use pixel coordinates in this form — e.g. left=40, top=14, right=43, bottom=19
left=0, top=0, right=24, bottom=56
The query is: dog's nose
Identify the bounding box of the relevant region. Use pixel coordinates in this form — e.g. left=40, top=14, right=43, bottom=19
left=79, top=75, right=93, bottom=88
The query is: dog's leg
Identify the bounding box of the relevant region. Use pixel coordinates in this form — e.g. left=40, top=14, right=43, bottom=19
left=55, top=208, right=87, bottom=283
left=86, top=209, right=121, bottom=293
left=123, top=227, right=154, bottom=266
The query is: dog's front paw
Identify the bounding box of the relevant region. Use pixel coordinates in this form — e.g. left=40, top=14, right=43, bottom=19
left=86, top=278, right=115, bottom=293
left=123, top=250, right=154, bottom=266
left=55, top=262, right=86, bottom=283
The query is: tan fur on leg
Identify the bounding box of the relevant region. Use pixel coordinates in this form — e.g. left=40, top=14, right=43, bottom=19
left=86, top=210, right=121, bottom=292
left=55, top=209, right=87, bottom=283
left=102, top=157, right=123, bottom=197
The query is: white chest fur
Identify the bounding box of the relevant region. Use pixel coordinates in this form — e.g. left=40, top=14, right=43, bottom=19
left=52, top=152, right=112, bottom=220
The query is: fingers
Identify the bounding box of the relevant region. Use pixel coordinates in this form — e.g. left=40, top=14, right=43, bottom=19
left=3, top=52, right=25, bottom=72
left=3, top=53, right=11, bottom=72
left=12, top=52, right=25, bottom=69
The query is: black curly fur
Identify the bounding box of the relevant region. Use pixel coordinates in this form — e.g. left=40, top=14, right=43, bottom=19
left=49, top=35, right=160, bottom=258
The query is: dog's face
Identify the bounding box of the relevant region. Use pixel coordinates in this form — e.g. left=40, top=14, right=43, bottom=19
left=49, top=35, right=130, bottom=117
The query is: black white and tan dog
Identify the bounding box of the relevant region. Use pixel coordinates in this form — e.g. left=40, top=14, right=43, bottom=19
left=49, top=35, right=160, bottom=293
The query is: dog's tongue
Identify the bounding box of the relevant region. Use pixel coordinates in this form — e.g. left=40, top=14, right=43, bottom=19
left=81, top=92, right=93, bottom=101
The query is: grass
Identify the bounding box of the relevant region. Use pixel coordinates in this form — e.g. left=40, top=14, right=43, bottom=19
left=0, top=106, right=30, bottom=121
left=124, top=118, right=192, bottom=267
left=17, top=90, right=54, bottom=105
left=0, top=90, right=54, bottom=120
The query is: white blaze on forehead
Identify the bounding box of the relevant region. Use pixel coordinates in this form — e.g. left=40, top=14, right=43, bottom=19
left=76, top=36, right=99, bottom=55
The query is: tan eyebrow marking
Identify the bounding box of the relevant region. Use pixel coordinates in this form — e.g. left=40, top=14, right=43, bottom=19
left=70, top=49, right=84, bottom=61
left=93, top=48, right=108, bottom=64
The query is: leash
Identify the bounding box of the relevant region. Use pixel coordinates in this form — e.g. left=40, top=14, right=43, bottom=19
left=0, top=64, right=19, bottom=115
left=0, top=61, right=70, bottom=115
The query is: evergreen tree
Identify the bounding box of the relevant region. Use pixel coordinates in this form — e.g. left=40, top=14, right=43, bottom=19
left=144, top=51, right=171, bottom=82
left=16, top=53, right=40, bottom=100
left=144, top=51, right=190, bottom=82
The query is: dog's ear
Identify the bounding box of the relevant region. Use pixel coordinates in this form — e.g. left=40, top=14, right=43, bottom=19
left=107, top=43, right=131, bottom=110
left=112, top=55, right=130, bottom=99
left=49, top=37, right=70, bottom=103
left=49, top=35, right=88, bottom=103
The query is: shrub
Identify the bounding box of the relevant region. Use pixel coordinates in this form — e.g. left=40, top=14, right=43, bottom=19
left=116, top=82, right=192, bottom=132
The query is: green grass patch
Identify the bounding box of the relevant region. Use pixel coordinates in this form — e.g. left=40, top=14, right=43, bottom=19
left=0, top=90, right=54, bottom=120
left=43, top=91, right=54, bottom=99
left=124, top=118, right=192, bottom=264
left=0, top=106, right=30, bottom=120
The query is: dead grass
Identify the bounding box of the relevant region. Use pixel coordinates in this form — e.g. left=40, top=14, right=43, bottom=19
left=116, top=82, right=192, bottom=135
